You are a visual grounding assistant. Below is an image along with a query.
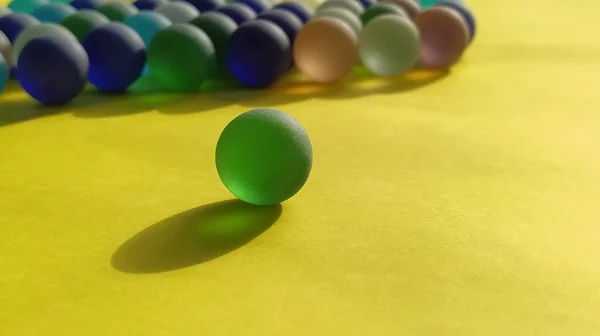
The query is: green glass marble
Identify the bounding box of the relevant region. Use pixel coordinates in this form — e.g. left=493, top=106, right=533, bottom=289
left=8, top=0, right=47, bottom=14
left=216, top=108, right=313, bottom=206
left=61, top=10, right=109, bottom=41
left=189, top=12, right=237, bottom=76
left=317, top=0, right=363, bottom=17
left=313, top=7, right=362, bottom=38
left=32, top=3, right=75, bottom=23
left=419, top=0, right=437, bottom=8
left=418, top=0, right=465, bottom=9
left=358, top=14, right=419, bottom=77
left=360, top=3, right=407, bottom=25
left=12, top=22, right=77, bottom=66
left=96, top=2, right=138, bottom=22
left=147, top=23, right=216, bottom=91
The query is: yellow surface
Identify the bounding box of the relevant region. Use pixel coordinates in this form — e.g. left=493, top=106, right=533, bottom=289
left=2, top=0, right=600, bottom=335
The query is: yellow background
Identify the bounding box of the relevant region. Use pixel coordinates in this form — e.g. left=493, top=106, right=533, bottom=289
left=2, top=0, right=600, bottom=335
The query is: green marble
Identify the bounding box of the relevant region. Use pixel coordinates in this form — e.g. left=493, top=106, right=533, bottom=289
left=216, top=108, right=313, bottom=206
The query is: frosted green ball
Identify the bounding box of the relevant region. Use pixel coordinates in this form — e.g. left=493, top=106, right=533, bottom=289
left=360, top=2, right=407, bottom=25
left=148, top=23, right=215, bottom=91
left=61, top=10, right=109, bottom=42
left=420, top=0, right=438, bottom=7
left=96, top=2, right=138, bottom=22
left=359, top=14, right=419, bottom=77
left=216, top=108, right=313, bottom=206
